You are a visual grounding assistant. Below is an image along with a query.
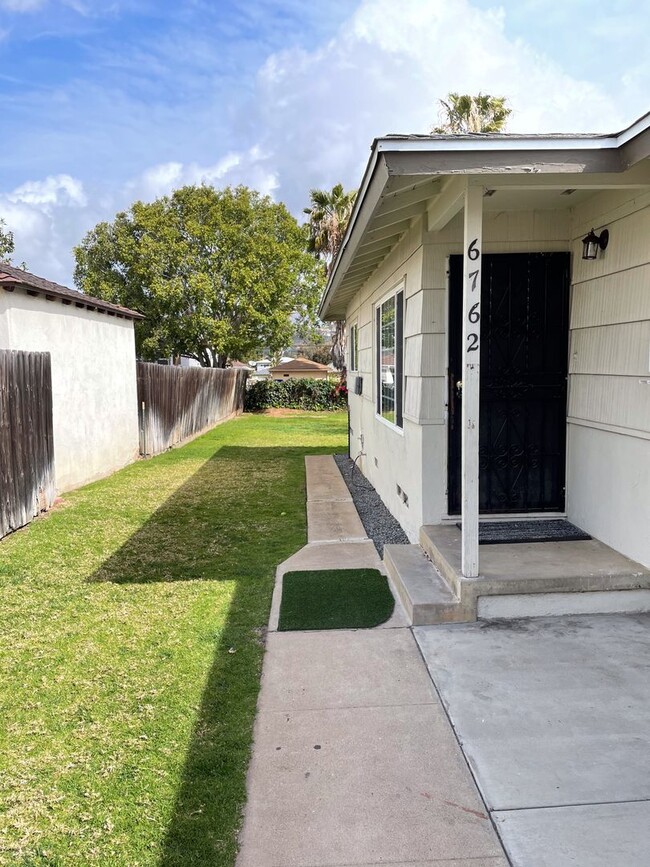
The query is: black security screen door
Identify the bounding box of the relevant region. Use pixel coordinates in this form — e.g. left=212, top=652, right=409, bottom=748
left=448, top=252, right=570, bottom=514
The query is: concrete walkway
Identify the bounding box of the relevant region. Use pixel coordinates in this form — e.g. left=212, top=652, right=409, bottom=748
left=237, top=456, right=508, bottom=867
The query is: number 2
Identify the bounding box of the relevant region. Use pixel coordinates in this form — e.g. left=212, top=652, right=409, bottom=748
left=467, top=333, right=479, bottom=352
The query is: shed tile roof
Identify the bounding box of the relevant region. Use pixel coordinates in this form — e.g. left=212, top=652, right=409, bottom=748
left=0, top=261, right=145, bottom=320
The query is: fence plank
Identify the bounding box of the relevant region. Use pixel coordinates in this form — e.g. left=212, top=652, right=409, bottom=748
left=0, top=349, right=55, bottom=539
left=136, top=363, right=248, bottom=457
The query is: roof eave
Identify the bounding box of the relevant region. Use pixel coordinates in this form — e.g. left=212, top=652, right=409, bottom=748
left=1, top=277, right=145, bottom=320
left=319, top=111, right=650, bottom=321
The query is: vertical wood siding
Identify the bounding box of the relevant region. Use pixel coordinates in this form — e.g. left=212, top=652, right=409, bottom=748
left=137, top=364, right=248, bottom=457
left=0, top=349, right=55, bottom=539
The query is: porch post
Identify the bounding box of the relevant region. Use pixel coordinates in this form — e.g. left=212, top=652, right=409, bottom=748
left=461, top=181, right=483, bottom=578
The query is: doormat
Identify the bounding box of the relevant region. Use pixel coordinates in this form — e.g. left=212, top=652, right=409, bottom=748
left=454, top=519, right=591, bottom=545
left=278, top=569, right=394, bottom=631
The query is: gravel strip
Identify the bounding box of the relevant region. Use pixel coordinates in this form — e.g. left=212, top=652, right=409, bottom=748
left=333, top=454, right=410, bottom=556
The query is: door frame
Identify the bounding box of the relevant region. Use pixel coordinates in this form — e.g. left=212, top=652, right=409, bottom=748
left=445, top=250, right=572, bottom=517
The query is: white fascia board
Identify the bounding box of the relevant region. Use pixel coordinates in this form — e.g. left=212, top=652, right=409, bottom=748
left=617, top=111, right=650, bottom=146
left=375, top=112, right=650, bottom=155
left=375, top=136, right=619, bottom=153
left=319, top=149, right=386, bottom=319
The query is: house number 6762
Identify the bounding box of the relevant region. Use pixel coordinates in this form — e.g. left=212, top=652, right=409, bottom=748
left=466, top=238, right=481, bottom=353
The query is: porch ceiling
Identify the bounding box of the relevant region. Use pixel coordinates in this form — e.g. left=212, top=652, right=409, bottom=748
left=319, top=112, right=650, bottom=320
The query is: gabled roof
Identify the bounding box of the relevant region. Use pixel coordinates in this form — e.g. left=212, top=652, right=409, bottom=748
left=270, top=356, right=330, bottom=372
left=320, top=111, right=650, bottom=320
left=0, top=261, right=144, bottom=320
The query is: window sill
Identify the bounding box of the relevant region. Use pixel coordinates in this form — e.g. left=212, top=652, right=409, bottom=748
left=374, top=413, right=405, bottom=436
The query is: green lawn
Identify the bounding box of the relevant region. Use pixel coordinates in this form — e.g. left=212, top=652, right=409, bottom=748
left=0, top=411, right=347, bottom=867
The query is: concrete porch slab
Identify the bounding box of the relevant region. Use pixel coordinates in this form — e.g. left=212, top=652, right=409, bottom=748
left=414, top=614, right=650, bottom=811
left=354, top=861, right=508, bottom=867
left=493, top=801, right=650, bottom=867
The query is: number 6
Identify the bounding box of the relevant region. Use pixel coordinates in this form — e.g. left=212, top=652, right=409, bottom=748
left=469, top=302, right=480, bottom=323
left=467, top=238, right=480, bottom=260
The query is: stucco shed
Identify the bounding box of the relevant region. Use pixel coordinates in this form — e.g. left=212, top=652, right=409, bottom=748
left=0, top=263, right=143, bottom=492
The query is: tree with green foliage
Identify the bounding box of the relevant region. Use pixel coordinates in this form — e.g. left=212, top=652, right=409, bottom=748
left=0, top=218, right=15, bottom=261
left=303, top=183, right=357, bottom=369
left=74, top=185, right=323, bottom=367
left=432, top=93, right=511, bottom=134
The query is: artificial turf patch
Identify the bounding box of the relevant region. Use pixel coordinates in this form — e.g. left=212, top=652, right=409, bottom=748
left=278, top=568, right=395, bottom=631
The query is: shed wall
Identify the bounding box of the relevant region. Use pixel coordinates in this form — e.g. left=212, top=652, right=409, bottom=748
left=0, top=290, right=139, bottom=492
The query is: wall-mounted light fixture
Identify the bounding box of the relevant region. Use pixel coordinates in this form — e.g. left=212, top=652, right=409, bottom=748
left=582, top=228, right=609, bottom=260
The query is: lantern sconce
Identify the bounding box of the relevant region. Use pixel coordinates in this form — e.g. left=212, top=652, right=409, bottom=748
left=582, top=228, right=609, bottom=260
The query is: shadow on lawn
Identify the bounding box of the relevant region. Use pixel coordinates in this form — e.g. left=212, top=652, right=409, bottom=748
left=89, top=444, right=321, bottom=867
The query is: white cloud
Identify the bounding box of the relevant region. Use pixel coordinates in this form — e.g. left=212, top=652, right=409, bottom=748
left=245, top=0, right=629, bottom=212
left=0, top=174, right=95, bottom=283
left=126, top=148, right=278, bottom=202
left=1, top=0, right=644, bottom=285
left=9, top=174, right=87, bottom=208
left=0, top=0, right=46, bottom=10
left=0, top=153, right=278, bottom=285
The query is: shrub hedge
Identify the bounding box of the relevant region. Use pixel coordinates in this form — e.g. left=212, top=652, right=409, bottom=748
left=245, top=377, right=348, bottom=412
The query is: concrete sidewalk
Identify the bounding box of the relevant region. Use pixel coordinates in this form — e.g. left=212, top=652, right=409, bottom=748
left=237, top=456, right=508, bottom=867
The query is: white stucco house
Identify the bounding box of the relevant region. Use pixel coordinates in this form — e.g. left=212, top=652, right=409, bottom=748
left=0, top=263, right=143, bottom=492
left=320, top=111, right=650, bottom=623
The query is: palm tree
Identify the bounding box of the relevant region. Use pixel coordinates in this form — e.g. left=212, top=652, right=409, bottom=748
left=432, top=93, right=511, bottom=134
left=303, top=184, right=357, bottom=369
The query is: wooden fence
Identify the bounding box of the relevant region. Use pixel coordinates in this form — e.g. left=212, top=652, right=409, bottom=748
left=137, top=363, right=248, bottom=456
left=0, top=349, right=56, bottom=539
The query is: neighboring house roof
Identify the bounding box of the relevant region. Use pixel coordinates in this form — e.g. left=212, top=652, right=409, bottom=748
left=270, top=357, right=330, bottom=373
left=0, top=262, right=145, bottom=320
left=320, top=111, right=650, bottom=320
left=230, top=360, right=254, bottom=370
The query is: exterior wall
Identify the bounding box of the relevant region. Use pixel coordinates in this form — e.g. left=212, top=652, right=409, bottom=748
left=567, top=189, right=650, bottom=567
left=345, top=209, right=572, bottom=541
left=344, top=190, right=650, bottom=568
left=0, top=289, right=140, bottom=492
left=346, top=220, right=428, bottom=541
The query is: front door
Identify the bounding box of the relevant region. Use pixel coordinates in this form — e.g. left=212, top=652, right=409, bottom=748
left=448, top=252, right=570, bottom=514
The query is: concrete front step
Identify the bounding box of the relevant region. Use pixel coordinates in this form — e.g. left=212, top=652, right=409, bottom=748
left=384, top=525, right=650, bottom=626
left=383, top=544, right=473, bottom=625
left=419, top=524, right=650, bottom=621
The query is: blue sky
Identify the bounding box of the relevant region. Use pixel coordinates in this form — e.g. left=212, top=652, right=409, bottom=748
left=0, top=0, right=647, bottom=283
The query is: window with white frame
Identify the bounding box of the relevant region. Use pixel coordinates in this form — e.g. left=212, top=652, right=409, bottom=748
left=349, top=323, right=358, bottom=371
left=376, top=287, right=404, bottom=427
